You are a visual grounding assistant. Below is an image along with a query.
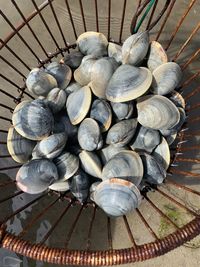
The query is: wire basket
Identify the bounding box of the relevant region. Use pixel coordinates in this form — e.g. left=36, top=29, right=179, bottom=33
left=0, top=0, right=200, bottom=265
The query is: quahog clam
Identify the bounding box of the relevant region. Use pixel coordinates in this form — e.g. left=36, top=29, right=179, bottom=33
left=169, top=90, right=185, bottom=109
left=90, top=57, right=118, bottom=99
left=64, top=81, right=82, bottom=96
left=26, top=68, right=57, bottom=96
left=46, top=87, right=67, bottom=114
left=79, top=150, right=102, bottom=179
left=108, top=42, right=122, bottom=63
left=12, top=100, right=54, bottom=141
left=152, top=137, right=170, bottom=170
left=106, top=119, right=137, bottom=147
left=69, top=169, right=90, bottom=202
left=66, top=85, right=92, bottom=125
left=130, top=126, right=160, bottom=153
left=93, top=178, right=142, bottom=217
left=90, top=99, right=112, bottom=132
left=102, top=150, right=143, bottom=186
left=74, top=55, right=96, bottom=86
left=78, top=118, right=103, bottom=151
left=7, top=126, right=36, bottom=163
left=151, top=62, right=182, bottom=95
left=61, top=51, right=84, bottom=69
left=16, top=159, right=58, bottom=194
left=122, top=31, right=149, bottom=65
left=77, top=31, right=108, bottom=57
left=106, top=65, right=152, bottom=102
left=49, top=180, right=70, bottom=192
left=32, top=133, right=67, bottom=159
left=140, top=152, right=166, bottom=185
left=137, top=95, right=180, bottom=130
left=99, top=145, right=127, bottom=164
left=147, top=41, right=168, bottom=72
left=54, top=152, right=79, bottom=180
left=111, top=101, right=134, bottom=120
left=45, top=62, right=72, bottom=89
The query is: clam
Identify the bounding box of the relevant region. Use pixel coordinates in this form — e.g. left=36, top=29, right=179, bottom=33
left=147, top=41, right=168, bottom=72
left=64, top=82, right=82, bottom=96
left=165, top=132, right=177, bottom=146
left=12, top=100, right=54, bottom=141
left=49, top=180, right=70, bottom=192
left=90, top=181, right=101, bottom=202
left=130, top=126, right=161, bottom=153
left=140, top=152, right=166, bottom=185
left=90, top=57, right=118, bottom=99
left=7, top=126, right=36, bottom=163
left=54, top=152, right=79, bottom=180
left=32, top=133, right=67, bottom=159
left=106, top=65, right=152, bottom=102
left=45, top=62, right=72, bottom=89
left=61, top=51, right=84, bottom=69
left=152, top=137, right=170, bottom=170
left=99, top=145, right=128, bottom=164
left=76, top=31, right=108, bottom=57
left=69, top=169, right=90, bottom=202
left=122, top=31, right=149, bottom=65
left=106, top=119, right=137, bottom=147
left=111, top=101, right=134, bottom=120
left=16, top=159, right=58, bottom=194
left=93, top=178, right=142, bottom=217
left=26, top=68, right=57, bottom=96
left=102, top=151, right=143, bottom=186
left=151, top=62, right=182, bottom=95
left=169, top=90, right=185, bottom=109
left=90, top=99, right=112, bottom=132
left=108, top=42, right=122, bottom=63
left=79, top=150, right=102, bottom=179
left=137, top=95, right=180, bottom=130
left=74, top=55, right=96, bottom=86
left=46, top=88, right=67, bottom=114
left=66, top=85, right=92, bottom=125
left=78, top=118, right=103, bottom=151
left=53, top=113, right=77, bottom=138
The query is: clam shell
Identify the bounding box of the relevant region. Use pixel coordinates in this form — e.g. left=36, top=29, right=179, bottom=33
left=106, top=65, right=152, bottom=102
left=54, top=152, right=79, bottom=180
left=46, top=62, right=72, bottom=89
left=26, top=68, right=57, bottom=96
left=108, top=42, right=122, bottom=63
left=90, top=99, right=112, bottom=132
left=46, top=88, right=67, bottom=113
left=122, top=31, right=149, bottom=65
left=77, top=31, right=108, bottom=57
left=111, top=101, right=134, bottom=120
left=169, top=90, right=185, bottom=109
left=152, top=62, right=182, bottom=95
left=16, top=159, right=58, bottom=194
left=130, top=126, right=161, bottom=153
left=79, top=150, right=102, bottom=179
left=102, top=150, right=143, bottom=186
left=12, top=100, right=54, bottom=141
left=147, top=41, right=168, bottom=72
left=32, top=133, right=67, bottom=159
left=78, top=118, right=103, bottom=151
left=61, top=51, right=84, bottom=69
left=7, top=126, right=36, bottom=163
left=53, top=113, right=77, bottom=138
left=90, top=57, right=118, bottom=99
left=140, top=152, right=166, bottom=185
left=152, top=137, right=170, bottom=170
left=165, top=132, right=177, bottom=146
left=93, top=178, right=142, bottom=217
left=137, top=95, right=180, bottom=130
left=74, top=55, right=96, bottom=86
left=106, top=119, right=137, bottom=147
left=99, top=145, right=128, bottom=164
left=66, top=85, right=92, bottom=125
left=49, top=180, right=70, bottom=192
left=64, top=82, right=82, bottom=96
left=69, top=169, right=90, bottom=202
left=90, top=181, right=101, bottom=202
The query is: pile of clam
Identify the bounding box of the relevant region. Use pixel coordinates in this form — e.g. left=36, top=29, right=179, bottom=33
left=7, top=31, right=185, bottom=217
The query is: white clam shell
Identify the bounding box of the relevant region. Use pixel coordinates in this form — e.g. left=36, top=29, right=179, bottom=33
left=49, top=180, right=70, bottom=192
left=147, top=41, right=168, bottom=72
left=108, top=42, right=122, bottom=63
left=46, top=87, right=67, bottom=114
left=152, top=137, right=170, bottom=170
left=100, top=145, right=128, bottom=165
left=111, top=101, right=134, bottom=120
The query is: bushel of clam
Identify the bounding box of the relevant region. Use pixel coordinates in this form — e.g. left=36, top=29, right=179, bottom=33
left=8, top=31, right=186, bottom=217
